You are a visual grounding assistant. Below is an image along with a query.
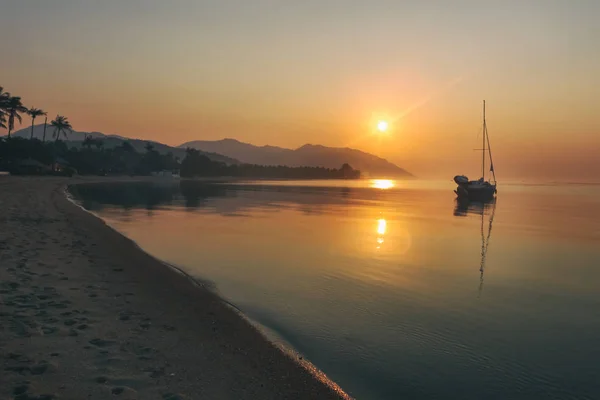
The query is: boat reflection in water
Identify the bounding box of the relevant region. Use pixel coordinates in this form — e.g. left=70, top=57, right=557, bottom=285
left=454, top=198, right=497, bottom=296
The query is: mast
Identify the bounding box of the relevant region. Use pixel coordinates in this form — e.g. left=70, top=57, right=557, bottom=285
left=486, top=117, right=497, bottom=185
left=482, top=100, right=486, bottom=179
left=483, top=100, right=497, bottom=185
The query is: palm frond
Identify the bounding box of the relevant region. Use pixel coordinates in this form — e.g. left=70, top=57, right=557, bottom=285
left=0, top=86, right=10, bottom=99
left=6, top=96, right=27, bottom=119
left=6, top=96, right=26, bottom=109
left=28, top=107, right=46, bottom=118
left=50, top=115, right=73, bottom=141
left=0, top=89, right=12, bottom=115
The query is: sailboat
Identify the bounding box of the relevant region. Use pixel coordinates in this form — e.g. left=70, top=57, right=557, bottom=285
left=454, top=100, right=497, bottom=202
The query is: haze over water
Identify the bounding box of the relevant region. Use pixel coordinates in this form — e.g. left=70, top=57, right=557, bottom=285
left=71, top=180, right=600, bottom=400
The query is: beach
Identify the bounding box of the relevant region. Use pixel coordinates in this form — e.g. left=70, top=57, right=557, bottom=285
left=0, top=176, right=348, bottom=400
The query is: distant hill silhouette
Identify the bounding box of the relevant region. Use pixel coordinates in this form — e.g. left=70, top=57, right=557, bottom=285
left=12, top=124, right=107, bottom=141
left=180, top=138, right=413, bottom=178
left=10, top=125, right=238, bottom=165
left=9, top=126, right=413, bottom=176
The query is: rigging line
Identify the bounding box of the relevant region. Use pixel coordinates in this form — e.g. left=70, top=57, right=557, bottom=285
left=485, top=124, right=497, bottom=184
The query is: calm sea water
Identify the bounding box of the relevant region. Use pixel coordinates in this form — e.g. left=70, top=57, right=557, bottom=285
left=70, top=179, right=600, bottom=400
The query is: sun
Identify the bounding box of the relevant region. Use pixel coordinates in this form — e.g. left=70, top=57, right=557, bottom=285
left=377, top=120, right=389, bottom=133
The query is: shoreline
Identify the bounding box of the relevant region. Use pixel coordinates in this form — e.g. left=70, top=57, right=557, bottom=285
left=65, top=182, right=344, bottom=390
left=1, top=176, right=350, bottom=400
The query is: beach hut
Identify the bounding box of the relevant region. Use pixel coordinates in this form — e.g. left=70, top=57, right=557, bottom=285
left=52, top=157, right=70, bottom=172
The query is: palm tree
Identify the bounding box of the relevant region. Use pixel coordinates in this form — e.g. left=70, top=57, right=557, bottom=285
left=27, top=107, right=46, bottom=140
left=5, top=96, right=28, bottom=138
left=42, top=115, right=48, bottom=142
left=0, top=87, right=10, bottom=130
left=50, top=115, right=73, bottom=142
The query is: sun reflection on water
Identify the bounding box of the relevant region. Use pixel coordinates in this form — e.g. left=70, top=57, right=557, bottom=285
left=377, top=219, right=387, bottom=235
left=371, top=179, right=395, bottom=189
left=376, top=218, right=387, bottom=249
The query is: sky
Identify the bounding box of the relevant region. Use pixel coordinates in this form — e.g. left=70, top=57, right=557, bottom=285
left=1, top=0, right=599, bottom=181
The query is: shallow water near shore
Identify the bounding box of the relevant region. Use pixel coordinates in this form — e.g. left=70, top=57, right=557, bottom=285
left=70, top=179, right=600, bottom=400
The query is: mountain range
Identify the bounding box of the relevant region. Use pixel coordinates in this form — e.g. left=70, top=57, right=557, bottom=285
left=181, top=139, right=412, bottom=178
left=10, top=126, right=412, bottom=177
left=10, top=125, right=237, bottom=164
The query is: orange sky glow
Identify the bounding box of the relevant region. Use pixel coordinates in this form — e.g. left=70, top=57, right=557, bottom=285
left=1, top=1, right=599, bottom=182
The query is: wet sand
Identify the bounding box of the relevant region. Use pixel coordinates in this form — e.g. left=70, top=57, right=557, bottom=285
left=0, top=176, right=349, bottom=400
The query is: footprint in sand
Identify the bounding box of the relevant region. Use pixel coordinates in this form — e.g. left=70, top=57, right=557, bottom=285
left=47, top=300, right=71, bottom=310
left=163, top=393, right=188, bottom=400
left=6, top=281, right=21, bottom=289
left=29, top=361, right=59, bottom=375
left=9, top=318, right=35, bottom=338
left=144, top=366, right=165, bottom=379
left=117, top=310, right=141, bottom=322
left=110, top=386, right=138, bottom=398
left=5, top=358, right=59, bottom=377
left=41, top=325, right=59, bottom=335
left=14, top=390, right=57, bottom=400
left=89, top=338, right=116, bottom=348
left=138, top=320, right=152, bottom=330
left=12, top=385, right=59, bottom=400
left=12, top=384, right=29, bottom=396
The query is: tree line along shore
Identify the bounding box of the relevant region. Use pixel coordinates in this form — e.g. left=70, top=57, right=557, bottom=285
left=0, top=85, right=361, bottom=180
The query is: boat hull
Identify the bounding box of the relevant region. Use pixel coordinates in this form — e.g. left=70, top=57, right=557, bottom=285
left=455, top=183, right=496, bottom=202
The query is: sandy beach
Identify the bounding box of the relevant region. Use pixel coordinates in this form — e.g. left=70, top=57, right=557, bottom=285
left=0, top=176, right=349, bottom=400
